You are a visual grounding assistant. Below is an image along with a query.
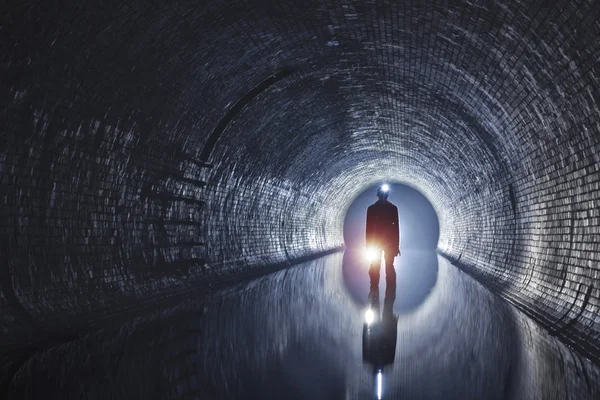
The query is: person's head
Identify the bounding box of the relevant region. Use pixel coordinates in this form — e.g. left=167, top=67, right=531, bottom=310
left=377, top=184, right=390, bottom=200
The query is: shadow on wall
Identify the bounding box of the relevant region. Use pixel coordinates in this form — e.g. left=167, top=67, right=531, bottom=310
left=342, top=183, right=440, bottom=313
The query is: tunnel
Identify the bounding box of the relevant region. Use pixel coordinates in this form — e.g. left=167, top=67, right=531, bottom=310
left=1, top=0, right=600, bottom=398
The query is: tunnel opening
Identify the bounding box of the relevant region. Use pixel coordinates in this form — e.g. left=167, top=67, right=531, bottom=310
left=343, top=182, right=440, bottom=251
left=342, top=182, right=440, bottom=313
left=2, top=0, right=600, bottom=393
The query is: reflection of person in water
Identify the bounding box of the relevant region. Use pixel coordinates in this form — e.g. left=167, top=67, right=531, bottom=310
left=366, top=184, right=400, bottom=287
left=363, top=285, right=398, bottom=398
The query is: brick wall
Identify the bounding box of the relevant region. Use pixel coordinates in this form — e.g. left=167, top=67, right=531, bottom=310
left=439, top=132, right=600, bottom=360
left=1, top=0, right=600, bottom=362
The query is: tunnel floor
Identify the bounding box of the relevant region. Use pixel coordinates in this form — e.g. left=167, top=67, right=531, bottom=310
left=3, top=252, right=600, bottom=399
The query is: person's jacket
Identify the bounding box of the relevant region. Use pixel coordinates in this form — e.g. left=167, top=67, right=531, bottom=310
left=366, top=199, right=400, bottom=254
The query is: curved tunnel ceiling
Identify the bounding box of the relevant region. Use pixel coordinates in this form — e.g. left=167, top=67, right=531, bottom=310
left=1, top=0, right=600, bottom=361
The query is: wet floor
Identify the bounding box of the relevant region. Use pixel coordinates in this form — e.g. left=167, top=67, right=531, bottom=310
left=5, top=250, right=600, bottom=399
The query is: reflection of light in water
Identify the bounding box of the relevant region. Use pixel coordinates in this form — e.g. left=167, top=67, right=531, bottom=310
left=376, top=370, right=383, bottom=399
left=365, top=309, right=375, bottom=325
left=365, top=247, right=379, bottom=263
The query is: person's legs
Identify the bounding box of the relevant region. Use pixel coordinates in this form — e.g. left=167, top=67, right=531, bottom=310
left=369, top=250, right=382, bottom=287
left=384, top=250, right=396, bottom=286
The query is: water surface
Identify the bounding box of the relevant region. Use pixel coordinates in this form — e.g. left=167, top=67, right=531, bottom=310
left=7, top=251, right=600, bottom=399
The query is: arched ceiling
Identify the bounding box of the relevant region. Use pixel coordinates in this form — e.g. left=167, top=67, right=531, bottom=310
left=2, top=0, right=600, bottom=361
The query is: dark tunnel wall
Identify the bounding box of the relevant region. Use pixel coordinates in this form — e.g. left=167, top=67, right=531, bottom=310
left=1, top=0, right=600, bottom=358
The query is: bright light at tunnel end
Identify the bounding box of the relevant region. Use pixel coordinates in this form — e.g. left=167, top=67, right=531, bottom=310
left=381, top=184, right=390, bottom=192
left=365, top=247, right=379, bottom=263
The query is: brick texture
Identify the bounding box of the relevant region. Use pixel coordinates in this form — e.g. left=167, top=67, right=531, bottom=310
left=1, top=0, right=600, bottom=361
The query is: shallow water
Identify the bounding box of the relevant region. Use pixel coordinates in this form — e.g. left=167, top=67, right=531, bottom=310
left=6, top=250, right=600, bottom=399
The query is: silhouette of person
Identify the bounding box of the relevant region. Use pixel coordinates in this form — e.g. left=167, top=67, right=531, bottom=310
left=362, top=284, right=398, bottom=398
left=366, top=185, right=400, bottom=287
